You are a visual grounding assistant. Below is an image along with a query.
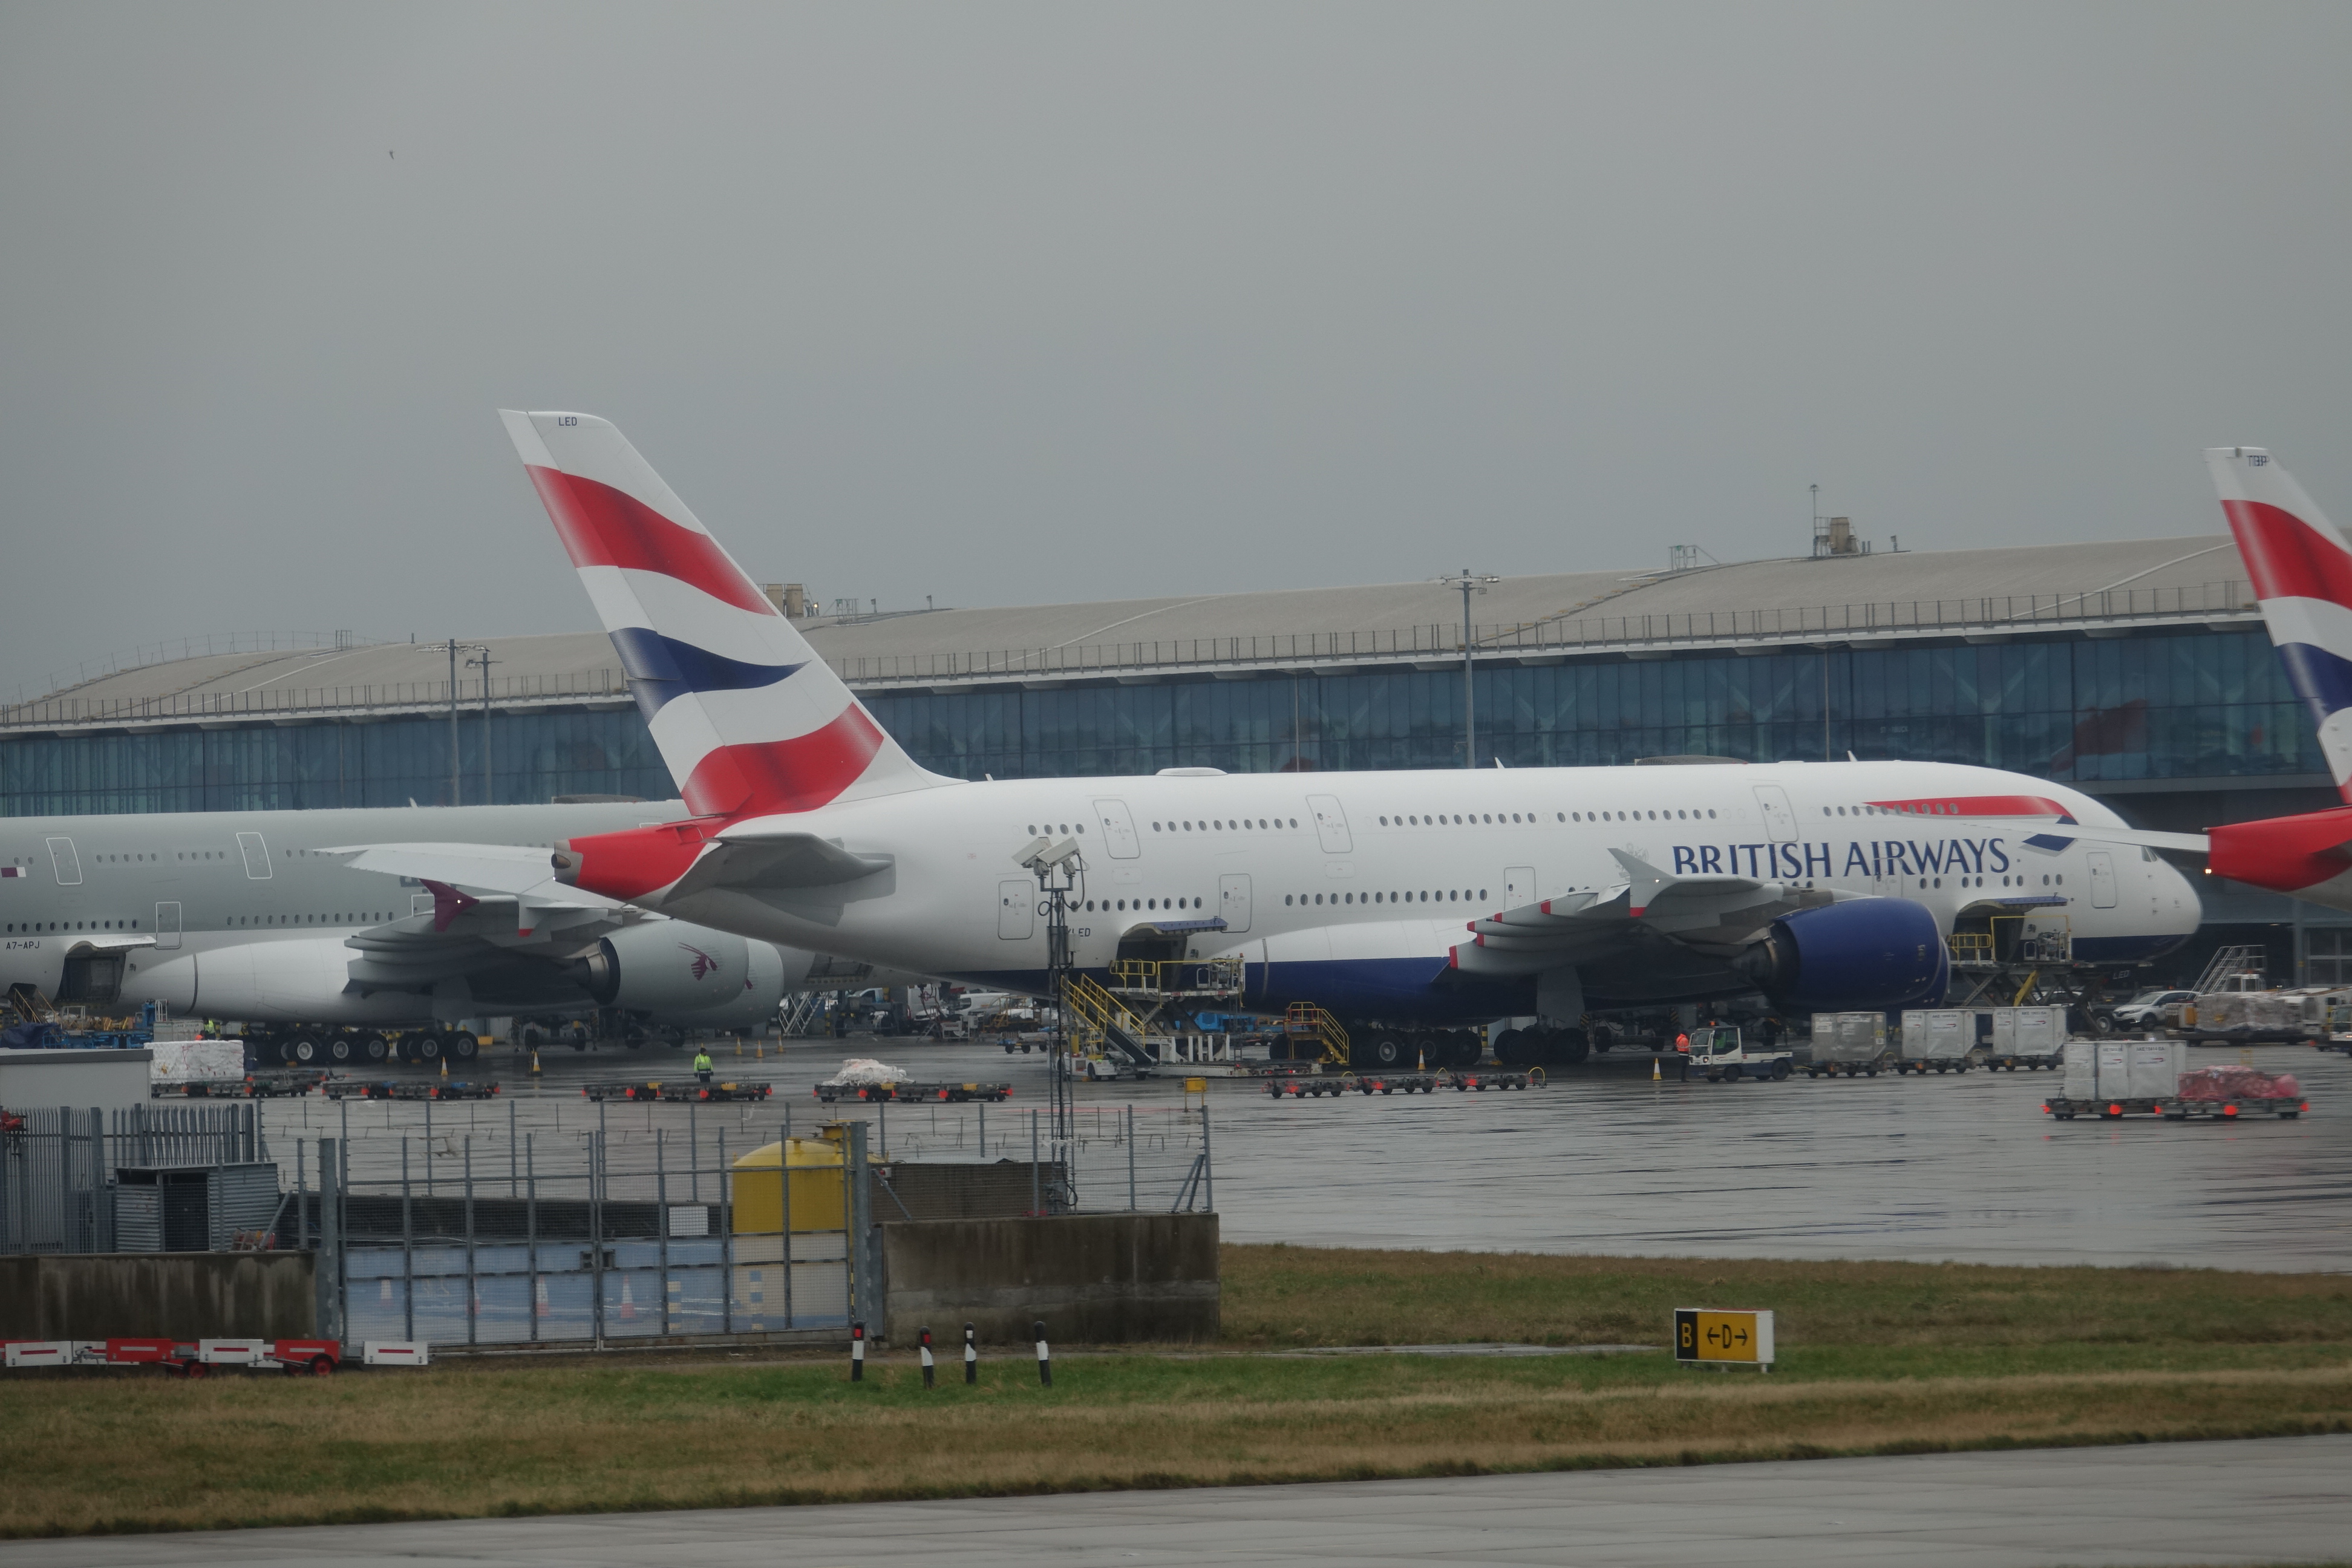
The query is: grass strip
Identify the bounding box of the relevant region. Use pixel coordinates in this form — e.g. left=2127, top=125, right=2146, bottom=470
left=4, top=1246, right=2349, bottom=1537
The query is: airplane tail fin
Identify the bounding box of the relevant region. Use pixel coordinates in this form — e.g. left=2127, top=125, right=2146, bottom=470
left=2209, top=445, right=2352, bottom=800
left=499, top=410, right=947, bottom=819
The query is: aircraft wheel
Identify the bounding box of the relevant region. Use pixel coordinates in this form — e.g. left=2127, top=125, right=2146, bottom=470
left=449, top=1033, right=478, bottom=1062
left=1491, top=1029, right=1526, bottom=1067
left=416, top=1034, right=442, bottom=1061
left=289, top=1035, right=321, bottom=1065
left=1368, top=1034, right=1407, bottom=1070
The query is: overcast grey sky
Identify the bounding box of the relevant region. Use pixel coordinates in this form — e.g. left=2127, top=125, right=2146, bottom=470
left=4, top=2, right=2349, bottom=696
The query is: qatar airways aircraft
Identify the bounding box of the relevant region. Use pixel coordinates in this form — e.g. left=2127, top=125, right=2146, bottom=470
left=0, top=797, right=893, bottom=1062
left=319, top=411, right=2206, bottom=1068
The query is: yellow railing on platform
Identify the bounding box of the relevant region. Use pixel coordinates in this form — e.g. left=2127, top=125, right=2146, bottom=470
left=1948, top=932, right=1994, bottom=965
left=1109, top=956, right=1246, bottom=996
left=1063, top=972, right=1154, bottom=1051
left=1283, top=1002, right=1350, bottom=1067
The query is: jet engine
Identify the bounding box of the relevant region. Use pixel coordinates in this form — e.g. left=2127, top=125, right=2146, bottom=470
left=1733, top=898, right=1948, bottom=1012
left=568, top=923, right=798, bottom=1025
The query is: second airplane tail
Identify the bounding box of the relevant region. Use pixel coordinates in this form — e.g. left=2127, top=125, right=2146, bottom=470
left=2209, top=445, right=2352, bottom=801
left=500, top=410, right=947, bottom=820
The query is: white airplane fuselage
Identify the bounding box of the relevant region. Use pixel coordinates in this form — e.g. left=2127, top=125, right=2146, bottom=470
left=631, top=758, right=2200, bottom=1018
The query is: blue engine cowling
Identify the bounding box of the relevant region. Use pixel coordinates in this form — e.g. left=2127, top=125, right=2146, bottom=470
left=1735, top=898, right=1949, bottom=1011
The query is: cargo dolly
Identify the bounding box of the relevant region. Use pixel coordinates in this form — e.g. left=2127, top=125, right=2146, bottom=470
left=583, top=1079, right=774, bottom=1103
left=151, top=1070, right=330, bottom=1099
left=3, top=1338, right=429, bottom=1376
left=324, top=1078, right=501, bottom=1102
left=2042, top=1094, right=2308, bottom=1122
left=811, top=1079, right=1011, bottom=1103
left=1266, top=1068, right=1544, bottom=1097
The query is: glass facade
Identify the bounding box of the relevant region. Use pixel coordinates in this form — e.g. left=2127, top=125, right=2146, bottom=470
left=870, top=630, right=2314, bottom=783
left=0, top=709, right=671, bottom=816
left=0, top=629, right=2315, bottom=816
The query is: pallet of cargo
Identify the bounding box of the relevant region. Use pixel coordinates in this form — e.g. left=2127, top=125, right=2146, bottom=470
left=810, top=1079, right=1007, bottom=1103
left=324, top=1078, right=501, bottom=1102
left=2042, top=1094, right=2308, bottom=1121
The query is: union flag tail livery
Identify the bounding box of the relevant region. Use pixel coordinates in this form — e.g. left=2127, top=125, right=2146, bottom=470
left=2206, top=446, right=2352, bottom=910
left=500, top=411, right=945, bottom=819
left=2209, top=446, right=2352, bottom=799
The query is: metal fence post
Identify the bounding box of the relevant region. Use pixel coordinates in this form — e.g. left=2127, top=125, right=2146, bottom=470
left=719, top=1126, right=731, bottom=1336
left=656, top=1128, right=670, bottom=1339
left=1201, top=1102, right=1213, bottom=1212
left=780, top=1120, right=793, bottom=1330
left=1030, top=1110, right=1040, bottom=1216
left=399, top=1136, right=414, bottom=1341
left=1127, top=1105, right=1136, bottom=1212
left=508, top=1099, right=518, bottom=1198
left=296, top=1138, right=309, bottom=1253
left=591, top=1129, right=606, bottom=1350
left=526, top=1132, right=539, bottom=1343
left=463, top=1135, right=477, bottom=1348
left=316, top=1137, right=342, bottom=1344
left=846, top=1120, right=875, bottom=1338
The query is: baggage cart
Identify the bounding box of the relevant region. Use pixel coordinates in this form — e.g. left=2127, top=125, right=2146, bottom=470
left=1900, top=1010, right=1974, bottom=1073
left=1982, top=1007, right=2066, bottom=1071
left=1803, top=1012, right=1892, bottom=1077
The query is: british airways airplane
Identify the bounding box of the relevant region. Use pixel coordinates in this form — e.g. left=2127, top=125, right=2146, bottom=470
left=321, top=411, right=2204, bottom=1065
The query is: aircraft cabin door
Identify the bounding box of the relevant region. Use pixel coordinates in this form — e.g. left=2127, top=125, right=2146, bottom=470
left=2087, top=852, right=2118, bottom=909
left=1093, top=799, right=1142, bottom=859
left=1753, top=785, right=1798, bottom=842
left=1218, top=874, right=1253, bottom=935
left=235, top=831, right=272, bottom=879
left=154, top=901, right=182, bottom=952
left=1504, top=866, right=1535, bottom=911
left=998, top=880, right=1036, bottom=940
left=1305, top=794, right=1353, bottom=855
left=45, top=837, right=80, bottom=886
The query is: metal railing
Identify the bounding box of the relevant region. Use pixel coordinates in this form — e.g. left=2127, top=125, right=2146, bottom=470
left=2, top=579, right=2261, bottom=731
left=825, top=580, right=2258, bottom=687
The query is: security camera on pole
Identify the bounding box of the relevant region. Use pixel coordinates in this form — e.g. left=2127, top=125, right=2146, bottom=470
left=1014, top=832, right=1085, bottom=1209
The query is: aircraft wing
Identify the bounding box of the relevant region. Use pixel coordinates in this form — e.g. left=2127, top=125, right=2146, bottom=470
left=1448, top=849, right=1846, bottom=976
left=319, top=843, right=653, bottom=985
left=675, top=829, right=893, bottom=897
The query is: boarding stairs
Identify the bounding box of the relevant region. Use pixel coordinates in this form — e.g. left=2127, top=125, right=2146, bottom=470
left=1283, top=1002, right=1350, bottom=1068
left=1061, top=973, right=1158, bottom=1069
left=779, top=990, right=828, bottom=1039
left=2194, top=944, right=2267, bottom=995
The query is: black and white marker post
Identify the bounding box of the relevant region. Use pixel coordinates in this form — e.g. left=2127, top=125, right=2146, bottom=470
left=850, top=1321, right=866, bottom=1382
left=964, top=1322, right=978, bottom=1385
left=919, top=1326, right=935, bottom=1389
left=1034, top=1319, right=1052, bottom=1387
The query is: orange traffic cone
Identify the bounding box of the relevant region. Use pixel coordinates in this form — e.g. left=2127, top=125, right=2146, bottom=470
left=1651, top=1055, right=1661, bottom=1082
left=619, top=1276, right=637, bottom=1321
left=440, top=1055, right=449, bottom=1079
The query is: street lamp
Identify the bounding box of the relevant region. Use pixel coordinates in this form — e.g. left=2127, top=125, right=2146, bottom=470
left=1434, top=569, right=1500, bottom=768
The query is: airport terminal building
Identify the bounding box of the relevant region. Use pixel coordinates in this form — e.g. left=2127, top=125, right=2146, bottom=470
left=4, top=534, right=2342, bottom=980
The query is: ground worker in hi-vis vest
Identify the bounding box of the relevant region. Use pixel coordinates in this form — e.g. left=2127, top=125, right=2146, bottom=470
left=693, top=1047, right=714, bottom=1084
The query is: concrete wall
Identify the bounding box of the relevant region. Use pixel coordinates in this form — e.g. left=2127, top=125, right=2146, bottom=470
left=881, top=1213, right=1217, bottom=1345
left=0, top=1048, right=153, bottom=1112
left=0, top=1252, right=315, bottom=1339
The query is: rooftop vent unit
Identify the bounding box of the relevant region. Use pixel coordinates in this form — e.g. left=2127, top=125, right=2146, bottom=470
left=1812, top=515, right=1869, bottom=558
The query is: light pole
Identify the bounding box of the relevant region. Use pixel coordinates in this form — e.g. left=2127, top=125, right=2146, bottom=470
left=1017, top=834, right=1084, bottom=1209
left=465, top=646, right=500, bottom=805
left=1434, top=569, right=1500, bottom=768
left=445, top=638, right=462, bottom=805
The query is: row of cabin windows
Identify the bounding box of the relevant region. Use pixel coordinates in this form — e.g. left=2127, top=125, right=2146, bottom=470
left=1285, top=889, right=1487, bottom=906
left=1080, top=897, right=1203, bottom=912
left=5, top=913, right=401, bottom=933
left=8, top=920, right=140, bottom=932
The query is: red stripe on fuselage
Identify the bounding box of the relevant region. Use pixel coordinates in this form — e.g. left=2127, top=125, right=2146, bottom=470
left=680, top=707, right=887, bottom=817
left=1867, top=794, right=2069, bottom=818
left=525, top=466, right=776, bottom=616
left=2222, top=498, right=2352, bottom=608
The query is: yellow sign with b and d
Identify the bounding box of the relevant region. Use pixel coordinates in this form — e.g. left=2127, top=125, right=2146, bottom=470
left=1673, top=1307, right=1774, bottom=1368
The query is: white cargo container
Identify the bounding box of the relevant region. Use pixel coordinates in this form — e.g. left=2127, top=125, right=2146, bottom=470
left=2126, top=1040, right=2185, bottom=1100
left=149, top=1040, right=247, bottom=1085
left=1986, top=1007, right=2065, bottom=1069
left=2109, top=1042, right=2141, bottom=1097
left=1805, top=1012, right=1889, bottom=1074
left=1900, top=1010, right=1971, bottom=1071
left=2061, top=1039, right=2097, bottom=1100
